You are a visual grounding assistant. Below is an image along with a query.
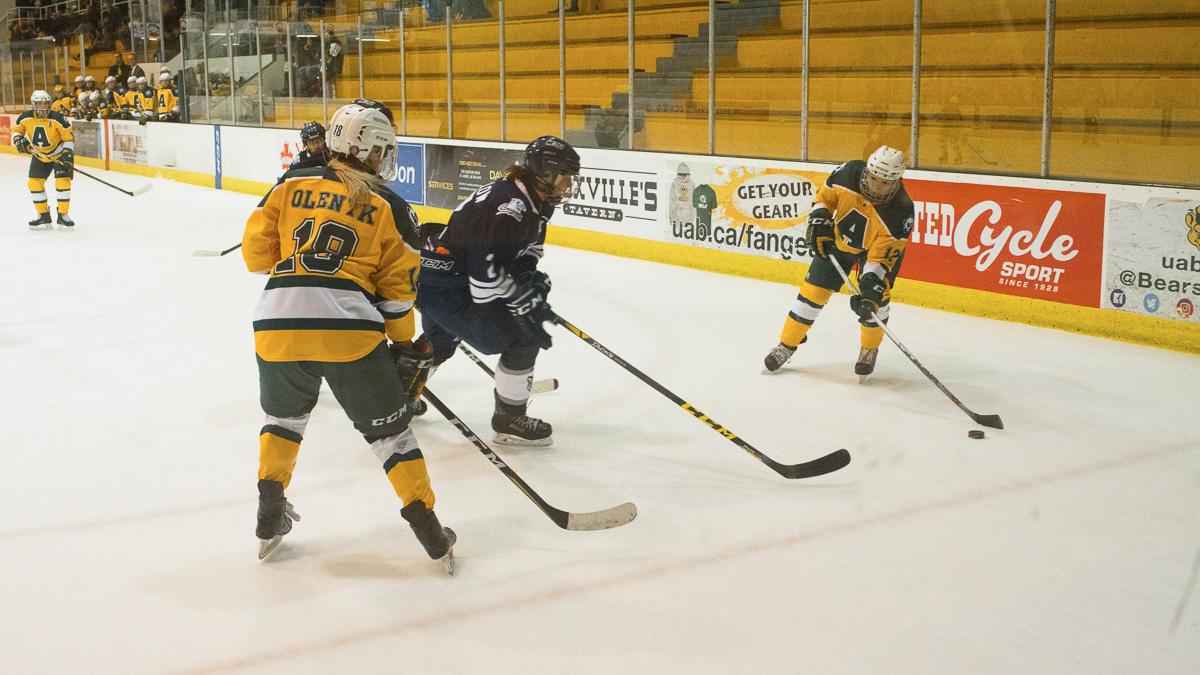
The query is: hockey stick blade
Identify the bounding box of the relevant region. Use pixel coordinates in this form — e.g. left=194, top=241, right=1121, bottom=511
left=972, top=413, right=1004, bottom=430
left=553, top=314, right=850, bottom=481
left=193, top=243, right=242, bottom=257
left=132, top=183, right=153, bottom=196
left=423, top=388, right=637, bottom=531
left=458, top=343, right=558, bottom=395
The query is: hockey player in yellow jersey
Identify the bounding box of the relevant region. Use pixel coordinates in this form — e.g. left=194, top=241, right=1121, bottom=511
left=154, top=74, right=180, bottom=122
left=51, top=89, right=74, bottom=116
left=11, top=90, right=76, bottom=230
left=764, top=146, right=915, bottom=381
left=242, top=102, right=455, bottom=571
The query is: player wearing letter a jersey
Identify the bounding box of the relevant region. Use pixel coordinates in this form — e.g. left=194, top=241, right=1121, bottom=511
left=417, top=135, right=579, bottom=446
left=763, top=146, right=915, bottom=381
left=11, top=91, right=76, bottom=230
left=242, top=103, right=455, bottom=572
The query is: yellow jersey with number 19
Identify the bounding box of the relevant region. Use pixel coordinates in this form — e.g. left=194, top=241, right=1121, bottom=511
left=243, top=165, right=423, bottom=364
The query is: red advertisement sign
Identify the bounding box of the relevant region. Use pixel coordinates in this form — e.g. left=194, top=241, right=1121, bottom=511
left=902, top=180, right=1106, bottom=307
left=0, top=115, right=12, bottom=146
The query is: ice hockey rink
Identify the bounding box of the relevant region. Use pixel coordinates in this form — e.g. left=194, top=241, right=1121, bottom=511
left=2, top=154, right=1198, bottom=674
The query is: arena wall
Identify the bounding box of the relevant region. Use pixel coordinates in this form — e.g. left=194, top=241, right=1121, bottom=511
left=3, top=115, right=1198, bottom=354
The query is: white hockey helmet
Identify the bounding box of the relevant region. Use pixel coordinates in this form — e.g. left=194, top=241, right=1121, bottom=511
left=127, top=76, right=137, bottom=86
left=31, top=90, right=52, bottom=117
left=105, top=76, right=116, bottom=86
left=327, top=103, right=397, bottom=181
left=861, top=145, right=906, bottom=204
left=78, top=91, right=89, bottom=102
left=90, top=90, right=101, bottom=102
left=84, top=75, right=95, bottom=83
left=136, top=76, right=147, bottom=86
left=74, top=75, right=84, bottom=84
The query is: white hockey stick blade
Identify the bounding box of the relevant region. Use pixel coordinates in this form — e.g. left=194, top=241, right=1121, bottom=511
left=566, top=501, right=638, bottom=531
left=192, top=249, right=223, bottom=257
left=531, top=378, right=559, bottom=395
left=132, top=183, right=153, bottom=196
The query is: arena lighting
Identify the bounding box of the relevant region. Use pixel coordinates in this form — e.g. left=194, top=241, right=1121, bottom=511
left=359, top=38, right=390, bottom=41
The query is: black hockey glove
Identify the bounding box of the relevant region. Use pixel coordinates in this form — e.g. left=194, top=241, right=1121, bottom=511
left=506, top=284, right=554, bottom=350
left=806, top=207, right=835, bottom=259
left=850, top=272, right=887, bottom=321
left=14, top=136, right=32, bottom=155
left=391, top=336, right=434, bottom=402
left=511, top=255, right=551, bottom=299
left=58, top=149, right=75, bottom=170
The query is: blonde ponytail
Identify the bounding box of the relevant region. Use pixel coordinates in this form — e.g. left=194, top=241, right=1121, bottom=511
left=328, top=155, right=384, bottom=213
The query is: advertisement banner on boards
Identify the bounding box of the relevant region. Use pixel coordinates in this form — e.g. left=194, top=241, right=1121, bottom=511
left=902, top=181, right=1106, bottom=308
left=1103, top=199, right=1200, bottom=322
left=387, top=141, right=424, bottom=206
left=0, top=114, right=12, bottom=146
left=554, top=148, right=663, bottom=240
left=425, top=143, right=522, bottom=210
left=658, top=159, right=826, bottom=262
left=73, top=120, right=102, bottom=159
left=109, top=121, right=148, bottom=165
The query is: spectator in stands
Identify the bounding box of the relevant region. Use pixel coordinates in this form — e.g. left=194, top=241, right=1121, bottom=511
left=298, top=26, right=343, bottom=97
left=109, top=52, right=132, bottom=83
left=547, top=0, right=580, bottom=13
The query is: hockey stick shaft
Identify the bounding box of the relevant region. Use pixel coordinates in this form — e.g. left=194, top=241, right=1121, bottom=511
left=33, top=151, right=148, bottom=197
left=194, top=243, right=242, bottom=257
left=552, top=313, right=850, bottom=480
left=456, top=343, right=558, bottom=394
left=831, top=258, right=1004, bottom=429
left=422, top=387, right=636, bottom=530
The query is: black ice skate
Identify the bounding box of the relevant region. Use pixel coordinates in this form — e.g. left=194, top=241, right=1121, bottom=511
left=855, top=347, right=878, bottom=384
left=56, top=213, right=74, bottom=229
left=28, top=212, right=52, bottom=230
left=762, top=336, right=805, bottom=373
left=256, top=479, right=300, bottom=560
left=401, top=500, right=456, bottom=575
left=492, top=412, right=553, bottom=446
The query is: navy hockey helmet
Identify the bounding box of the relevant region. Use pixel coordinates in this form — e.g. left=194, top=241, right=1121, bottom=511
left=300, top=121, right=327, bottom=144
left=522, top=135, right=580, bottom=205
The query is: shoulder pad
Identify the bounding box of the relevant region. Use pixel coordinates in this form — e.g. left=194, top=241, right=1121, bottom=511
left=826, top=160, right=865, bottom=191
left=49, top=111, right=71, bottom=127
left=16, top=111, right=33, bottom=123
left=373, top=185, right=421, bottom=249
left=876, top=186, right=916, bottom=240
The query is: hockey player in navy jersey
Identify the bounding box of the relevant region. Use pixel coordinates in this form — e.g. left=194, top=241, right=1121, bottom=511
left=288, top=121, right=330, bottom=171
left=416, top=136, right=580, bottom=445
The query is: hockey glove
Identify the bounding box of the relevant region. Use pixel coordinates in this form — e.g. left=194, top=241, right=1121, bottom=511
left=850, top=272, right=887, bottom=321
left=506, top=284, right=554, bottom=350
left=806, top=208, right=835, bottom=259
left=391, top=336, right=434, bottom=402
left=511, top=255, right=552, bottom=299
left=58, top=149, right=74, bottom=171
left=14, top=136, right=32, bottom=155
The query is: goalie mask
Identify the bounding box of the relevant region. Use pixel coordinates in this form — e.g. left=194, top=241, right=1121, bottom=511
left=327, top=104, right=397, bottom=181
left=522, top=135, right=581, bottom=206
left=31, top=90, right=52, bottom=118
left=860, top=145, right=906, bottom=205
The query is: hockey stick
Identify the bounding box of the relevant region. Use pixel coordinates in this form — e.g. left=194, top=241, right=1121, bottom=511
left=552, top=313, right=851, bottom=480
left=33, top=151, right=152, bottom=197
left=831, top=258, right=1004, bottom=429
left=456, top=343, right=559, bottom=395
left=193, top=243, right=242, bottom=257
left=422, top=387, right=637, bottom=531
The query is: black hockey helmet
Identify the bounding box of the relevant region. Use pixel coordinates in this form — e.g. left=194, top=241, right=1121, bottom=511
left=300, top=121, right=327, bottom=144
left=522, top=135, right=580, bottom=205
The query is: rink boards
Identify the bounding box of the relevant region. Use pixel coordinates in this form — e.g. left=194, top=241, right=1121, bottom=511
left=2, top=114, right=1198, bottom=353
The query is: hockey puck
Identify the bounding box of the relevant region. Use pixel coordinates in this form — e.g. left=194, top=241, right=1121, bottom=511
left=968, top=430, right=985, bottom=439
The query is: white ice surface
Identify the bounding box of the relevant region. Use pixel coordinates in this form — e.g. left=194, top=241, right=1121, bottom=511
left=1, top=155, right=1198, bottom=674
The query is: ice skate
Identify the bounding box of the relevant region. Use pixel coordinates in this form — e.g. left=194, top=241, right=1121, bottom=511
left=855, top=347, right=878, bottom=383
left=56, top=213, right=74, bottom=230
left=762, top=337, right=805, bottom=374
left=492, top=412, right=553, bottom=446
left=28, top=212, right=52, bottom=230
left=256, top=479, right=300, bottom=561
left=401, top=500, right=457, bottom=576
